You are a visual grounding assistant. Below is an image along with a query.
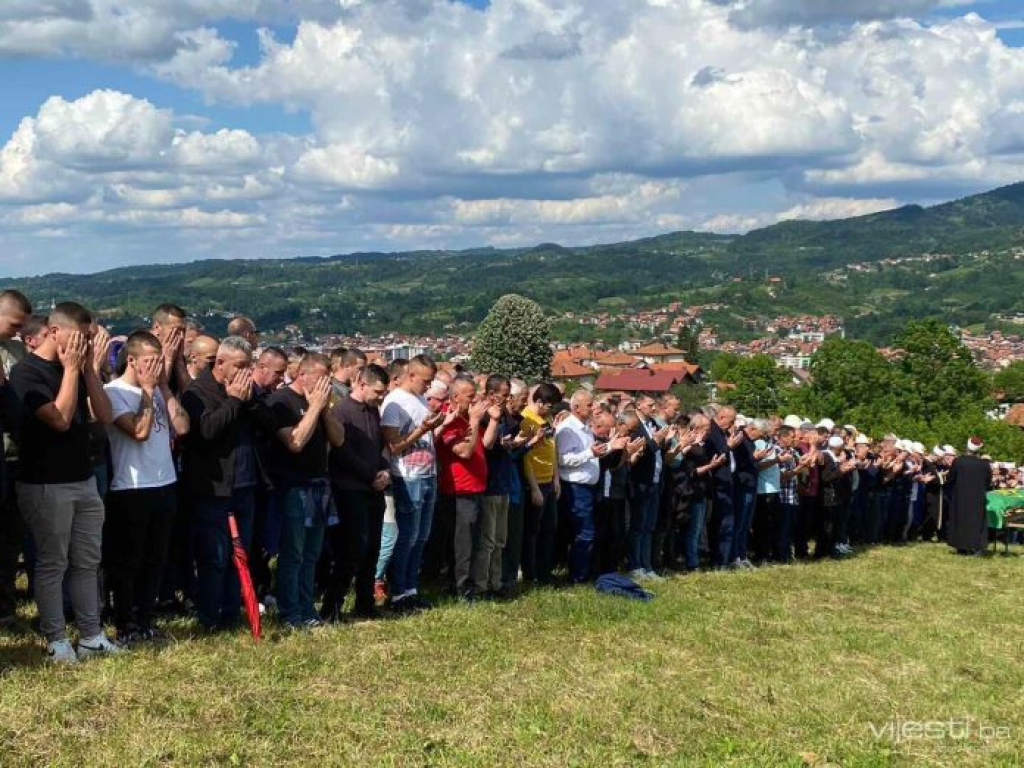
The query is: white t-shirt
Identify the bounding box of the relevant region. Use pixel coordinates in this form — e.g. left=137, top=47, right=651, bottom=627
left=105, top=378, right=177, bottom=491
left=380, top=388, right=435, bottom=479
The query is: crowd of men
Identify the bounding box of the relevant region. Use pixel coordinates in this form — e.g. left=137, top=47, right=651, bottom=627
left=0, top=291, right=999, bottom=663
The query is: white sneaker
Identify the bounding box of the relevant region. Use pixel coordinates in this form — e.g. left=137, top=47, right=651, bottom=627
left=644, top=570, right=665, bottom=582
left=46, top=638, right=79, bottom=664
left=628, top=569, right=647, bottom=581
left=76, top=633, right=125, bottom=660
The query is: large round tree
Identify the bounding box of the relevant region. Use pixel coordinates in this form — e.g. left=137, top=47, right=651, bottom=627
left=471, top=294, right=552, bottom=379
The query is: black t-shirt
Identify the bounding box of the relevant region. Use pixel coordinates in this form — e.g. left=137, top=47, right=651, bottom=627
left=10, top=354, right=93, bottom=484
left=265, top=387, right=328, bottom=485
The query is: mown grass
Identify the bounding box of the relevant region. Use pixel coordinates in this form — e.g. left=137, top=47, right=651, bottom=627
left=0, top=544, right=1021, bottom=766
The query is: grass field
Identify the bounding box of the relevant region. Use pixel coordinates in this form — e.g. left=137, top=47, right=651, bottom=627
left=0, top=544, right=1021, bottom=766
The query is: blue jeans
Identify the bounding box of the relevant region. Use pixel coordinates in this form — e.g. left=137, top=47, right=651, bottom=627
left=683, top=498, right=707, bottom=570
left=389, top=475, right=436, bottom=597
left=376, top=521, right=397, bottom=580
left=193, top=488, right=255, bottom=630
left=276, top=486, right=328, bottom=625
left=627, top=482, right=660, bottom=572
left=562, top=482, right=596, bottom=583
left=730, top=485, right=757, bottom=563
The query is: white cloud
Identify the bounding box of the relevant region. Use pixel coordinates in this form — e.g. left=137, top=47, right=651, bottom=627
left=2, top=1, right=1024, bottom=273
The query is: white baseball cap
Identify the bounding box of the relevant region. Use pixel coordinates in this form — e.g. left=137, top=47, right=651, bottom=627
left=816, top=418, right=835, bottom=431
left=783, top=414, right=803, bottom=429
left=827, top=435, right=845, bottom=448
left=855, top=434, right=872, bottom=445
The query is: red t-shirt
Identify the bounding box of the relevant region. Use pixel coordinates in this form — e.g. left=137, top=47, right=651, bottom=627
left=438, top=415, right=488, bottom=495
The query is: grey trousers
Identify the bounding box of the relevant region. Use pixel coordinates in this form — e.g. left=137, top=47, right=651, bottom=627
left=18, top=479, right=105, bottom=643
left=476, top=495, right=509, bottom=593
left=453, top=494, right=484, bottom=595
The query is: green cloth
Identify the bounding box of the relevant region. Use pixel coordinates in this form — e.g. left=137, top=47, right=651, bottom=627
left=985, top=490, right=1024, bottom=529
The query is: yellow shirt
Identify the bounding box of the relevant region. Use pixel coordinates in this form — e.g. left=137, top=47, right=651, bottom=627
left=520, top=407, right=555, bottom=485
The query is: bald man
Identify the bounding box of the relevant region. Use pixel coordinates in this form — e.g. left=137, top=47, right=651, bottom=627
left=227, top=316, right=259, bottom=349
left=187, top=335, right=220, bottom=380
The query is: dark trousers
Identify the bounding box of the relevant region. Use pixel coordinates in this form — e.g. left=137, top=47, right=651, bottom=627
left=794, top=494, right=817, bottom=559
left=104, top=484, right=177, bottom=631
left=561, top=482, right=596, bottom=583
left=522, top=482, right=557, bottom=584
left=730, top=484, right=757, bottom=563
left=709, top=482, right=735, bottom=568
left=502, top=496, right=525, bottom=590
left=160, top=484, right=197, bottom=604
left=322, top=488, right=386, bottom=615
left=814, top=503, right=837, bottom=558
left=423, top=492, right=456, bottom=588
left=0, top=460, right=22, bottom=618
left=594, top=496, right=627, bottom=575
left=627, top=482, right=660, bottom=573
left=751, top=493, right=790, bottom=563
left=453, top=494, right=484, bottom=596
left=192, top=488, right=255, bottom=630
left=248, top=487, right=277, bottom=598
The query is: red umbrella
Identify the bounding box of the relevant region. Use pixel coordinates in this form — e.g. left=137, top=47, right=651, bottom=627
left=228, top=512, right=261, bottom=642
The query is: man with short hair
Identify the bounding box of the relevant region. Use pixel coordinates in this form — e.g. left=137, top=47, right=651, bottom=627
left=181, top=336, right=268, bottom=632
left=478, top=374, right=521, bottom=597
left=331, top=347, right=367, bottom=401
left=104, top=331, right=190, bottom=643
left=227, top=316, right=259, bottom=349
left=0, top=289, right=31, bottom=627
left=187, top=335, right=220, bottom=380
left=556, top=390, right=624, bottom=583
left=252, top=347, right=288, bottom=396
left=20, top=314, right=49, bottom=352
left=265, top=352, right=345, bottom=629
left=381, top=354, right=445, bottom=611
left=11, top=302, right=118, bottom=662
left=437, top=377, right=496, bottom=599
left=519, top=382, right=562, bottom=585
left=627, top=393, right=668, bottom=579
left=322, top=364, right=391, bottom=620
left=706, top=405, right=741, bottom=569
left=150, top=303, right=190, bottom=393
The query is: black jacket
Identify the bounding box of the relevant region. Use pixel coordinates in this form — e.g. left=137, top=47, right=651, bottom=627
left=628, top=418, right=661, bottom=489
left=706, top=422, right=734, bottom=487
left=329, top=395, right=388, bottom=492
left=181, top=368, right=271, bottom=498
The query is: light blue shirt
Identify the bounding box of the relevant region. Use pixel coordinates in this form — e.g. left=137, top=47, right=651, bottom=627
left=756, top=438, right=781, bottom=495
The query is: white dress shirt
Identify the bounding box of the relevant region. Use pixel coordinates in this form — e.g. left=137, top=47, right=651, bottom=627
left=555, top=414, right=600, bottom=485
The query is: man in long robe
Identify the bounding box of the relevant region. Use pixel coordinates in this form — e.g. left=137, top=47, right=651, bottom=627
left=946, top=437, right=991, bottom=555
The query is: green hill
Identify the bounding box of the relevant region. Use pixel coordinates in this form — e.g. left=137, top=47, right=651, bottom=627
left=6, top=183, right=1024, bottom=344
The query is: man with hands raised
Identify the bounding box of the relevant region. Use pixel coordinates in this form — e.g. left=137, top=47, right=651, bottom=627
left=104, top=331, right=190, bottom=644
left=10, top=302, right=117, bottom=663
left=181, top=336, right=267, bottom=632
left=264, top=353, right=344, bottom=629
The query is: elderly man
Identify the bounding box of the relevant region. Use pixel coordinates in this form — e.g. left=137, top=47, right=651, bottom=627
left=706, top=405, right=742, bottom=569
left=556, top=390, right=625, bottom=583
left=946, top=437, right=991, bottom=555
left=181, top=336, right=268, bottom=632
left=628, top=394, right=668, bottom=579
left=436, top=377, right=495, bottom=600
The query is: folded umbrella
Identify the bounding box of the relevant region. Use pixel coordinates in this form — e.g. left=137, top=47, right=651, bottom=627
left=228, top=512, right=261, bottom=642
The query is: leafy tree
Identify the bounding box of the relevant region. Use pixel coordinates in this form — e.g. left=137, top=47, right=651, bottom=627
left=894, top=319, right=990, bottom=424
left=676, top=325, right=700, bottom=361
left=709, top=352, right=743, bottom=384
left=720, top=354, right=791, bottom=415
left=471, top=294, right=552, bottom=379
left=993, top=360, right=1024, bottom=402
left=792, top=337, right=899, bottom=429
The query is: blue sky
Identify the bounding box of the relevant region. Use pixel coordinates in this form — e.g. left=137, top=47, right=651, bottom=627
left=1, top=0, right=1024, bottom=276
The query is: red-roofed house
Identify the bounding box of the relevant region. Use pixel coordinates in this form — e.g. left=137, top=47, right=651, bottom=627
left=634, top=342, right=689, bottom=364
left=593, top=349, right=641, bottom=368
left=650, top=361, right=703, bottom=382
left=551, top=358, right=597, bottom=386
left=594, top=368, right=678, bottom=393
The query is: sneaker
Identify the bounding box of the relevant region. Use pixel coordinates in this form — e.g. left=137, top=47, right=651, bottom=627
left=644, top=570, right=665, bottom=582
left=303, top=618, right=326, bottom=630
left=76, top=633, right=125, bottom=660
left=740, top=559, right=756, bottom=570
left=728, top=559, right=746, bottom=571
left=46, top=638, right=79, bottom=664
left=410, top=594, right=434, bottom=611
left=628, top=568, right=647, bottom=581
